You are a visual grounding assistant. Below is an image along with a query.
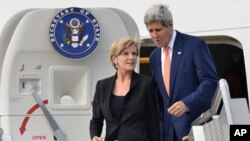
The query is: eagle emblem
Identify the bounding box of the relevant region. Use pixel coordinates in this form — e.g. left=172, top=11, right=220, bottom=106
left=65, top=18, right=89, bottom=48
left=49, top=7, right=100, bottom=59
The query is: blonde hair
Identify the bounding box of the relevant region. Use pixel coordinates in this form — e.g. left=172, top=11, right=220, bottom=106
left=109, top=38, right=140, bottom=69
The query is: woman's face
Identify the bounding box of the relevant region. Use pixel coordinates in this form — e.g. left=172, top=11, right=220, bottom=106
left=114, top=44, right=138, bottom=72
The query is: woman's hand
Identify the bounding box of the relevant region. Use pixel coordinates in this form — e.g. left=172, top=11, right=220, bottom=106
left=92, top=136, right=104, bottom=141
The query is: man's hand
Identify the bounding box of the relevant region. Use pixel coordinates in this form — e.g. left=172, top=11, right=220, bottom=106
left=168, top=101, right=189, bottom=117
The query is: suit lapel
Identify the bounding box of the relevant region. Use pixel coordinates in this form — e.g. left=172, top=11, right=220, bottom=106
left=103, top=75, right=117, bottom=121
left=170, top=31, right=184, bottom=94
left=155, top=48, right=167, bottom=95
left=152, top=49, right=169, bottom=97
left=127, top=72, right=138, bottom=98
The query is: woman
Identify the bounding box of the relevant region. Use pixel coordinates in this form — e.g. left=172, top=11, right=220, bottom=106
left=89, top=38, right=160, bottom=141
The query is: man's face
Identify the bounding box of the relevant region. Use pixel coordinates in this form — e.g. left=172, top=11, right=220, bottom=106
left=146, top=21, right=173, bottom=48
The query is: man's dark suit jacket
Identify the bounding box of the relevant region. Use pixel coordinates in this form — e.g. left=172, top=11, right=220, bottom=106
left=90, top=72, right=160, bottom=141
left=150, top=31, right=219, bottom=141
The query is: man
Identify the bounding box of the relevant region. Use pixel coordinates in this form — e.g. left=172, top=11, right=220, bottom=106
left=144, top=4, right=219, bottom=141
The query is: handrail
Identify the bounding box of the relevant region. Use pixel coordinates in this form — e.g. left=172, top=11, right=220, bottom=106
left=139, top=57, right=150, bottom=64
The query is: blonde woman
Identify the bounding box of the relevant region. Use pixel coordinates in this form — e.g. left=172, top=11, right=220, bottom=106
left=90, top=38, right=160, bottom=141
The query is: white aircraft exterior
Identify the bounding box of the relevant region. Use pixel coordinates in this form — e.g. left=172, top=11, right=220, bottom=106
left=0, top=0, right=250, bottom=140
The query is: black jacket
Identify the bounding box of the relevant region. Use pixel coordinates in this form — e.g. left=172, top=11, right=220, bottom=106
left=90, top=72, right=160, bottom=141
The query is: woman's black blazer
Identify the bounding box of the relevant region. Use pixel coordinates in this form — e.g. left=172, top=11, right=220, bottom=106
left=90, top=72, right=160, bottom=141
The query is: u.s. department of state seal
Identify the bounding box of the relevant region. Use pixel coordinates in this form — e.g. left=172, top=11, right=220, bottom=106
left=49, top=7, right=100, bottom=59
